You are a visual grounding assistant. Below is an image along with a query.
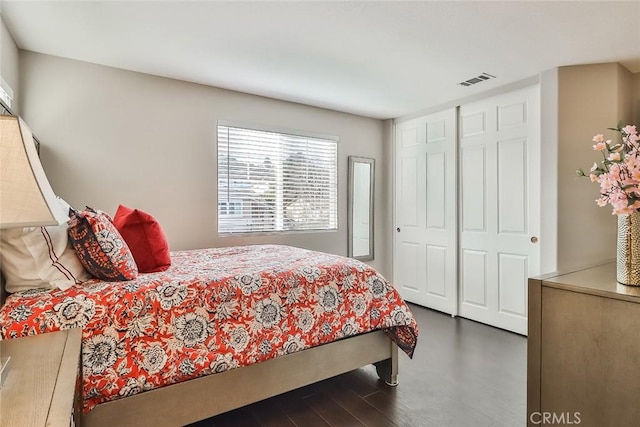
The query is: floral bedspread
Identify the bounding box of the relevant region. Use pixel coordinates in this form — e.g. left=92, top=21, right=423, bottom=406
left=0, top=245, right=418, bottom=414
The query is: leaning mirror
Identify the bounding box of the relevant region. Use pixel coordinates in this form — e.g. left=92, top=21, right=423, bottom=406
left=348, top=156, right=375, bottom=261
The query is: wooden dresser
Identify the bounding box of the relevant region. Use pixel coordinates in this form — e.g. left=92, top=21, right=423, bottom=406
left=528, top=262, right=640, bottom=427
left=0, top=329, right=82, bottom=427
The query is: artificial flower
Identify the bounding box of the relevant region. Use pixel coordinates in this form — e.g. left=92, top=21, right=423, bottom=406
left=593, top=142, right=606, bottom=151
left=578, top=123, right=640, bottom=215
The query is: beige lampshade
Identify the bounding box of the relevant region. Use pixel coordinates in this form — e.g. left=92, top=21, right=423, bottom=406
left=0, top=115, right=67, bottom=228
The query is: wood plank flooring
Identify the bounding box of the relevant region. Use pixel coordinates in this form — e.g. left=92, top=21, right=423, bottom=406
left=188, top=304, right=526, bottom=427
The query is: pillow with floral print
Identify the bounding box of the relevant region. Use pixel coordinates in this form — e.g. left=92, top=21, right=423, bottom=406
left=67, top=207, right=138, bottom=281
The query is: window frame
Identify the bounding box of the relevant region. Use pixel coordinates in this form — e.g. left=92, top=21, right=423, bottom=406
left=216, top=120, right=339, bottom=236
left=0, top=76, right=14, bottom=109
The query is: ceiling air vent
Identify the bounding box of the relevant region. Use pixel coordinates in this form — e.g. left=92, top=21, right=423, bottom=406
left=459, top=72, right=496, bottom=87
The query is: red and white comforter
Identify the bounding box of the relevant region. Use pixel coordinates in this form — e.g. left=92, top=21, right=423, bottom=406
left=0, top=245, right=418, bottom=413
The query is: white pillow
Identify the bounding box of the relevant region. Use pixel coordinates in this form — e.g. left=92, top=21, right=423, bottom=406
left=0, top=198, right=91, bottom=293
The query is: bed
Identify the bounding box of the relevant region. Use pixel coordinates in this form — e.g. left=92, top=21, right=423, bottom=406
left=0, top=244, right=418, bottom=427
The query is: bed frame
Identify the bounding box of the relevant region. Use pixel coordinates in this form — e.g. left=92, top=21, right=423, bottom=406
left=2, top=280, right=399, bottom=427
left=2, top=265, right=400, bottom=427
left=82, top=330, right=398, bottom=427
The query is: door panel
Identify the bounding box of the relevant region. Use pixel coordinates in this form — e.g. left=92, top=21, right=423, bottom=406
left=394, top=109, right=458, bottom=315
left=399, top=241, right=421, bottom=293
left=498, top=100, right=528, bottom=130
left=497, top=137, right=528, bottom=234
left=426, top=245, right=447, bottom=297
left=426, top=152, right=446, bottom=229
left=498, top=253, right=528, bottom=316
left=462, top=249, right=488, bottom=307
left=400, top=157, right=419, bottom=227
left=459, top=85, right=540, bottom=335
left=461, top=146, right=486, bottom=232
left=461, top=111, right=487, bottom=137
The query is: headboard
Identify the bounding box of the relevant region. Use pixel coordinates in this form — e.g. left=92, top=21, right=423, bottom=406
left=0, top=275, right=5, bottom=307
left=1, top=98, right=9, bottom=306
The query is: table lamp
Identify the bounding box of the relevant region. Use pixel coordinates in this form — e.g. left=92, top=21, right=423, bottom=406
left=0, top=114, right=67, bottom=386
left=0, top=115, right=68, bottom=228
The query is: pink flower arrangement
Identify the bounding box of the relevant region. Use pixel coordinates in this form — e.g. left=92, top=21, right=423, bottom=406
left=578, top=124, right=640, bottom=215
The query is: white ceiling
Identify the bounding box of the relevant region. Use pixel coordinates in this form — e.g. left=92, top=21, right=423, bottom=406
left=1, top=0, right=639, bottom=120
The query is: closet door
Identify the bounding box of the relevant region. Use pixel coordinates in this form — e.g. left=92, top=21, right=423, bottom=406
left=458, top=85, right=540, bottom=335
left=394, top=109, right=458, bottom=315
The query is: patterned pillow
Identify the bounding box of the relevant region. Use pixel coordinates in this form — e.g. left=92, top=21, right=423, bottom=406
left=67, top=207, right=138, bottom=281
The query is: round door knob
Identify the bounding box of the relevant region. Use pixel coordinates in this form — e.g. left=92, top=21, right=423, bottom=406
left=396, top=227, right=401, bottom=232
left=530, top=236, right=539, bottom=244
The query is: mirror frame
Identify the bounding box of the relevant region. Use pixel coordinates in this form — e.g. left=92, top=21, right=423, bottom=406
left=348, top=156, right=375, bottom=261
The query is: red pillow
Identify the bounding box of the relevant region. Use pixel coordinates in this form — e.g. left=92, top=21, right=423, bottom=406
left=113, top=205, right=171, bottom=273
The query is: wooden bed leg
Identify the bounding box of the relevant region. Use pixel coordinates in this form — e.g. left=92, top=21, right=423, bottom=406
left=374, top=341, right=399, bottom=386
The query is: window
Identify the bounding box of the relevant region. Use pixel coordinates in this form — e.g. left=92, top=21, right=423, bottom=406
left=217, top=123, right=338, bottom=234
left=0, top=76, right=14, bottom=108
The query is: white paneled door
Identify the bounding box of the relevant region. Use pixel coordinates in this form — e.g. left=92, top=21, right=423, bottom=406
left=394, top=109, right=458, bottom=315
left=393, top=85, right=540, bottom=334
left=459, top=85, right=540, bottom=334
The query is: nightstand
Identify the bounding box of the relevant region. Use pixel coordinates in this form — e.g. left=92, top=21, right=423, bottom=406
left=528, top=263, right=640, bottom=427
left=0, top=328, right=82, bottom=427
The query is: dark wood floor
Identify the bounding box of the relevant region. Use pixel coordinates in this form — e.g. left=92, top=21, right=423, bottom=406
left=188, top=304, right=526, bottom=427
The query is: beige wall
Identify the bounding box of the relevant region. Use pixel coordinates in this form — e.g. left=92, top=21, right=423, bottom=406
left=634, top=72, right=640, bottom=126
left=556, top=63, right=634, bottom=271
left=0, top=14, right=19, bottom=111
left=380, top=119, right=394, bottom=278
left=19, top=51, right=393, bottom=277
left=617, top=64, right=634, bottom=125
left=539, top=68, right=559, bottom=274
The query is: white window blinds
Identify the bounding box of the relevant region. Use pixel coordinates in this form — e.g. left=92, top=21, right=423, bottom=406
left=217, top=123, right=338, bottom=234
